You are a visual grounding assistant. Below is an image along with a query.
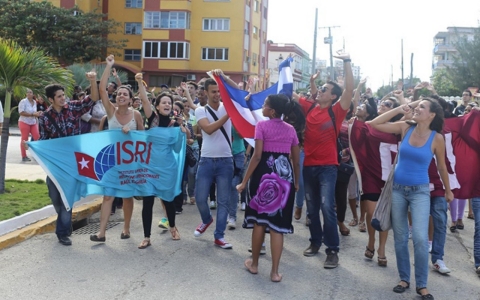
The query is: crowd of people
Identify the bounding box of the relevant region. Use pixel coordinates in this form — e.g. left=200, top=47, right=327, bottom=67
left=15, top=54, right=480, bottom=299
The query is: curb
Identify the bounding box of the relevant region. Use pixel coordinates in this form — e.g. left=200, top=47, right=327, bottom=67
left=0, top=198, right=103, bottom=251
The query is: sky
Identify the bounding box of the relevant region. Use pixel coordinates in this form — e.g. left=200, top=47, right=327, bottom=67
left=267, top=0, right=480, bottom=90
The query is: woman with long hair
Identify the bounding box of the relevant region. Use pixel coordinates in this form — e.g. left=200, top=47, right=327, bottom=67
left=237, top=94, right=304, bottom=282
left=136, top=73, right=189, bottom=249
left=90, top=55, right=145, bottom=243
left=18, top=89, right=42, bottom=161
left=368, top=97, right=453, bottom=300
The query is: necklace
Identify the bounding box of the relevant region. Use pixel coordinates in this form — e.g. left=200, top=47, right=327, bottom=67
left=414, top=127, right=430, bottom=138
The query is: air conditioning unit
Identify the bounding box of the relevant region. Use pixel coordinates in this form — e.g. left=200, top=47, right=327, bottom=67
left=186, top=74, right=196, bottom=81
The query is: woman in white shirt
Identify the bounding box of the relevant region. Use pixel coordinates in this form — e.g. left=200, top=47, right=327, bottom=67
left=18, top=89, right=42, bottom=161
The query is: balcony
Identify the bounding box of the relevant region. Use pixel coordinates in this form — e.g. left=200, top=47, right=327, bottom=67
left=432, top=60, right=454, bottom=69
left=433, top=43, right=456, bottom=54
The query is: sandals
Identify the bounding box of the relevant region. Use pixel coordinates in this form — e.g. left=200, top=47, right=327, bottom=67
left=365, top=246, right=375, bottom=259
left=467, top=213, right=474, bottom=220
left=416, top=287, right=434, bottom=299
left=189, top=197, right=196, bottom=205
left=359, top=222, right=367, bottom=232
left=348, top=218, right=358, bottom=226
left=340, top=227, right=350, bottom=236
left=393, top=281, right=410, bottom=293
left=456, top=221, right=464, bottom=230
left=120, top=232, right=130, bottom=239
left=90, top=234, right=106, bottom=242
left=378, top=256, right=387, bottom=267
left=449, top=225, right=457, bottom=233
left=138, top=238, right=151, bottom=249
left=170, top=227, right=180, bottom=240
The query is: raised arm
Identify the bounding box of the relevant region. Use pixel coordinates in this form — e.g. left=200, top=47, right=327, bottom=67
left=353, top=78, right=367, bottom=107
left=100, top=55, right=117, bottom=118
left=309, top=72, right=319, bottom=99
left=212, top=69, right=237, bottom=88
left=112, top=68, right=122, bottom=87
left=334, top=52, right=354, bottom=110
left=135, top=73, right=152, bottom=119
left=180, top=82, right=197, bottom=110
left=86, top=71, right=98, bottom=102
left=393, top=89, right=407, bottom=105
left=367, top=105, right=410, bottom=135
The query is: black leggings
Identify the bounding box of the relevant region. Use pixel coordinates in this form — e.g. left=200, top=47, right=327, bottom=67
left=142, top=196, right=176, bottom=238
left=335, top=180, right=349, bottom=223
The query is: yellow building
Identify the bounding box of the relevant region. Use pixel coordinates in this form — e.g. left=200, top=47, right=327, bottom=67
left=43, top=0, right=269, bottom=88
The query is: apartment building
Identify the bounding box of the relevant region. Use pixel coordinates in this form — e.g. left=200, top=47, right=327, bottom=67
left=41, top=0, right=269, bottom=88
left=432, top=26, right=476, bottom=73
left=267, top=42, right=311, bottom=91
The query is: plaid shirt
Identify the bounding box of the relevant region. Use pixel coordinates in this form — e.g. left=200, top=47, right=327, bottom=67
left=39, top=96, right=95, bottom=140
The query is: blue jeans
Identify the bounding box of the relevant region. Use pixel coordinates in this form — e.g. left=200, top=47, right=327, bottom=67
left=472, top=197, right=480, bottom=268
left=391, top=183, right=430, bottom=288
left=187, top=147, right=200, bottom=197
left=295, top=149, right=305, bottom=209
left=46, top=177, right=72, bottom=238
left=195, top=157, right=233, bottom=239
left=228, top=151, right=245, bottom=221
left=303, top=165, right=339, bottom=253
left=430, top=196, right=448, bottom=264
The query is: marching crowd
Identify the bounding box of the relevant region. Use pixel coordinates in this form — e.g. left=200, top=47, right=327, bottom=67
left=16, top=53, right=480, bottom=299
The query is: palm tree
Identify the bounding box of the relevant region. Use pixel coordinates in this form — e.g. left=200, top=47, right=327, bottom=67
left=66, top=63, right=128, bottom=88
left=0, top=39, right=74, bottom=194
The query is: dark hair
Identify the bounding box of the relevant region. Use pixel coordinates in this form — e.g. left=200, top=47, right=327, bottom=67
left=267, top=94, right=306, bottom=147
left=327, top=81, right=343, bottom=103
left=174, top=101, right=184, bottom=111
left=45, top=84, right=65, bottom=100
left=155, top=92, right=174, bottom=109
left=78, top=92, right=85, bottom=98
left=187, top=81, right=198, bottom=90
left=463, top=89, right=472, bottom=97
left=74, top=85, right=82, bottom=91
left=430, top=95, right=455, bottom=119
left=421, top=97, right=445, bottom=133
left=204, top=78, right=217, bottom=92
left=110, top=82, right=118, bottom=89
left=114, top=85, right=133, bottom=100
left=384, top=97, right=403, bottom=122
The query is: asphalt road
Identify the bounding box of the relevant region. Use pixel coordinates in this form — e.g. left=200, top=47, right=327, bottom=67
left=0, top=199, right=478, bottom=300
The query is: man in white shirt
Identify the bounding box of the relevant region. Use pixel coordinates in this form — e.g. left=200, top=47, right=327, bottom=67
left=193, top=78, right=234, bottom=249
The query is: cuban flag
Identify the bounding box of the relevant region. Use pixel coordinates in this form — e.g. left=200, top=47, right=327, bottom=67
left=27, top=128, right=186, bottom=211
left=212, top=57, right=294, bottom=140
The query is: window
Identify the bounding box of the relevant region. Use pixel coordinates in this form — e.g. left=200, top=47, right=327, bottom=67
left=203, top=18, right=230, bottom=31
left=144, top=12, right=190, bottom=29
left=124, top=49, right=141, bottom=61
left=263, top=6, right=268, bottom=19
left=253, top=0, right=259, bottom=12
left=126, top=0, right=142, bottom=8
left=253, top=26, right=258, bottom=38
left=144, top=41, right=190, bottom=59
left=252, top=53, right=257, bottom=65
left=202, top=48, right=229, bottom=61
left=125, top=23, right=142, bottom=34
left=245, top=21, right=250, bottom=35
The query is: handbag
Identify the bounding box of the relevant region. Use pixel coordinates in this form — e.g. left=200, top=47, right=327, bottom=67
left=186, top=145, right=197, bottom=168
left=205, top=106, right=242, bottom=176
left=371, top=150, right=399, bottom=232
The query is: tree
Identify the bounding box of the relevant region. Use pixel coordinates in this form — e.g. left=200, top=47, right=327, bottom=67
left=66, top=63, right=128, bottom=88
left=0, top=0, right=127, bottom=65
left=375, top=85, right=394, bottom=99
left=447, top=26, right=480, bottom=90
left=0, top=39, right=74, bottom=194
left=431, top=68, right=461, bottom=96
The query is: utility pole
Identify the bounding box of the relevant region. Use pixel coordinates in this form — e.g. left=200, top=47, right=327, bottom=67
left=391, top=65, right=393, bottom=89
left=319, top=25, right=340, bottom=81
left=401, top=39, right=404, bottom=90
left=311, top=8, right=318, bottom=76
left=410, top=53, right=414, bottom=89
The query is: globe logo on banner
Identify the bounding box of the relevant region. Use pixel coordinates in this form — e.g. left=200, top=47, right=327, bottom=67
left=74, top=144, right=116, bottom=181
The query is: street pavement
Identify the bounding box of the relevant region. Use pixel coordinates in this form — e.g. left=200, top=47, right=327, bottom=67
left=0, top=200, right=478, bottom=299
left=1, top=127, right=479, bottom=299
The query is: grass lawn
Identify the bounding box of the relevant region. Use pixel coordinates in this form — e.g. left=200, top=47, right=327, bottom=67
left=0, top=179, right=51, bottom=221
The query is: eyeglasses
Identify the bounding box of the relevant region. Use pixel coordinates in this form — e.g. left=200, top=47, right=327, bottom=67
left=380, top=101, right=393, bottom=108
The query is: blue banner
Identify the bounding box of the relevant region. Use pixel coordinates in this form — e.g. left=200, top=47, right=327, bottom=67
left=27, top=127, right=186, bottom=211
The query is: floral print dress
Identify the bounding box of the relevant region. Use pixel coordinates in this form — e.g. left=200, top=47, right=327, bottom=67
left=243, top=151, right=296, bottom=234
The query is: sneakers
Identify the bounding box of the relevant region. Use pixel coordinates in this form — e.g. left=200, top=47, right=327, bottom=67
left=209, top=201, right=217, bottom=209
left=194, top=218, right=214, bottom=237
left=214, top=238, right=232, bottom=249
left=433, top=259, right=451, bottom=274
left=158, top=217, right=169, bottom=229
left=241, top=202, right=246, bottom=211
left=248, top=244, right=267, bottom=255
left=22, top=156, right=31, bottom=162
left=428, top=241, right=433, bottom=253
left=324, top=251, right=339, bottom=269
left=227, top=217, right=236, bottom=230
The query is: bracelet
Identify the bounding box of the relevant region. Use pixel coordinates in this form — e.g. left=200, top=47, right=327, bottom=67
left=343, top=59, right=351, bottom=63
